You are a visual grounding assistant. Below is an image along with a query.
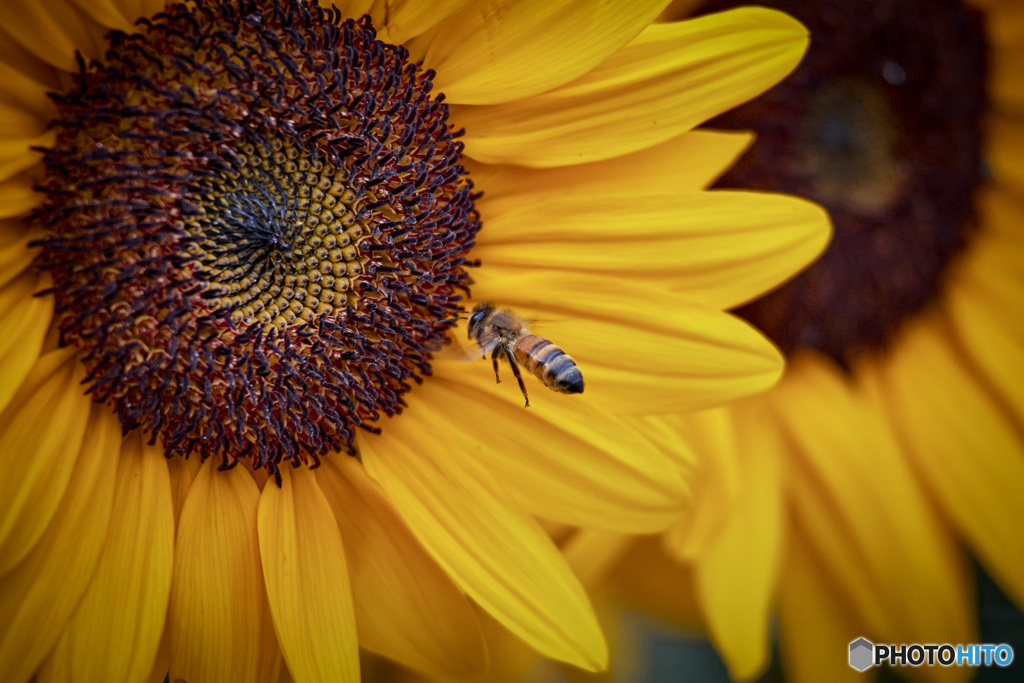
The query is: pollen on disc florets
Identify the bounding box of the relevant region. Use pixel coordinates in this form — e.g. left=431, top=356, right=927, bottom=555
left=31, top=0, right=480, bottom=477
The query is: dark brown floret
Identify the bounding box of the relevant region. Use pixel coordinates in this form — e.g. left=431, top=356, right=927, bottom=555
left=31, top=0, right=480, bottom=478
left=699, top=0, right=986, bottom=367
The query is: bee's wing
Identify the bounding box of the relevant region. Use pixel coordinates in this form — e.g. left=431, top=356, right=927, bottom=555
left=432, top=331, right=484, bottom=362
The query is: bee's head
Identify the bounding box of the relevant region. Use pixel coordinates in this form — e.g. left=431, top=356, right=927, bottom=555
left=467, top=303, right=491, bottom=338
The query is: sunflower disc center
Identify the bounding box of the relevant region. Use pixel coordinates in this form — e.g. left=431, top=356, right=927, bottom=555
left=700, top=0, right=987, bottom=366
left=31, top=0, right=481, bottom=477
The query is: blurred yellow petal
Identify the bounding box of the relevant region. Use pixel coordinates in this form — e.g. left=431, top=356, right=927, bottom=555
left=415, top=0, right=672, bottom=105
left=167, top=460, right=280, bottom=683
left=317, top=456, right=486, bottom=678
left=0, top=348, right=90, bottom=575
left=259, top=467, right=359, bottom=683
left=0, top=405, right=119, bottom=683
left=688, top=402, right=784, bottom=681
left=362, top=426, right=608, bottom=671
left=867, top=313, right=1024, bottom=611
left=772, top=354, right=974, bottom=652
left=38, top=433, right=174, bottom=683
left=947, top=186, right=1024, bottom=424
left=455, top=8, right=808, bottom=166
left=662, top=409, right=742, bottom=560
left=988, top=114, right=1024, bottom=194
left=778, top=535, right=873, bottom=683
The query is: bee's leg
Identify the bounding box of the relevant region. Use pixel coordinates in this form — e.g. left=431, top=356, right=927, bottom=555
left=490, top=347, right=502, bottom=384
left=504, top=348, right=530, bottom=408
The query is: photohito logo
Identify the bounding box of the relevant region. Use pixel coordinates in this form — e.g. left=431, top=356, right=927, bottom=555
left=849, top=638, right=1015, bottom=671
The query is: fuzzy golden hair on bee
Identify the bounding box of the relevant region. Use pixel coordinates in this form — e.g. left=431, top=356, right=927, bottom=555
left=465, top=302, right=583, bottom=407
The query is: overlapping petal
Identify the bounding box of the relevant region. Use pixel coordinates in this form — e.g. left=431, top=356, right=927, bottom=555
left=389, top=367, right=690, bottom=532
left=38, top=434, right=174, bottom=683
left=0, top=348, right=90, bottom=575
left=167, top=460, right=281, bottom=683
left=413, top=0, right=673, bottom=105
left=466, top=131, right=754, bottom=201
left=771, top=354, right=974, bottom=656
left=316, top=456, right=487, bottom=679
left=683, top=404, right=784, bottom=681
left=866, top=314, right=1024, bottom=610
left=0, top=405, right=119, bottom=683
left=454, top=8, right=808, bottom=166
left=472, top=190, right=830, bottom=310
left=258, top=467, right=360, bottom=683
left=361, top=423, right=608, bottom=671
left=0, top=267, right=51, bottom=415
left=947, top=186, right=1024, bottom=423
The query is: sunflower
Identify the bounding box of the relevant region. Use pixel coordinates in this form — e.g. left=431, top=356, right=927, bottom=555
left=577, top=0, right=1024, bottom=680
left=0, top=1, right=829, bottom=681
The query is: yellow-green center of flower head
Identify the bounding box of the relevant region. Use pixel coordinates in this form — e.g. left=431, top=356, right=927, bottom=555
left=700, top=0, right=986, bottom=368
left=31, top=0, right=480, bottom=480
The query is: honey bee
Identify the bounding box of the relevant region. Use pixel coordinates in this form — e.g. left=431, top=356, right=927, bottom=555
left=466, top=302, right=584, bottom=407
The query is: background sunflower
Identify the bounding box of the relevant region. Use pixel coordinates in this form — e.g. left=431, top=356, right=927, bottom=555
left=568, top=0, right=1024, bottom=681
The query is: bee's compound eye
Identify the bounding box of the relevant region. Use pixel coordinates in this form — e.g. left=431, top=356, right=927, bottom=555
left=467, top=310, right=484, bottom=335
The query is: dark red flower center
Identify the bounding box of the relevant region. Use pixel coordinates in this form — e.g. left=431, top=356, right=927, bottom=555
left=31, top=0, right=480, bottom=479
left=699, top=0, right=987, bottom=367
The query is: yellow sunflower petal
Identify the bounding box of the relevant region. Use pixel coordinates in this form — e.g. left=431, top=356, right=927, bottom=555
left=866, top=313, right=1024, bottom=610
left=167, top=453, right=202, bottom=528
left=0, top=405, right=119, bottom=683
left=603, top=536, right=704, bottom=632
left=0, top=268, right=52, bottom=416
left=258, top=467, right=359, bottom=683
left=467, top=130, right=753, bottom=202
left=990, top=43, right=1024, bottom=114
left=947, top=187, right=1024, bottom=424
left=0, top=127, right=50, bottom=187
left=687, top=402, right=785, bottom=681
left=362, top=0, right=475, bottom=46
left=167, top=459, right=281, bottom=683
left=360, top=425, right=608, bottom=671
left=316, top=456, right=486, bottom=678
left=662, top=409, right=742, bottom=560
left=66, top=0, right=136, bottom=31
left=561, top=529, right=633, bottom=588
left=0, top=0, right=109, bottom=71
left=453, top=8, right=808, bottom=166
left=0, top=175, right=43, bottom=219
left=108, top=0, right=168, bottom=24
left=37, top=433, right=174, bottom=683
left=472, top=191, right=831, bottom=311
left=0, top=24, right=63, bottom=91
left=989, top=114, right=1024, bottom=194
left=465, top=275, right=784, bottom=414
left=412, top=0, right=672, bottom=105
left=771, top=354, right=974, bottom=651
left=390, top=368, right=690, bottom=532
left=0, top=56, right=56, bottom=128
left=778, top=535, right=871, bottom=683
left=0, top=348, right=90, bottom=576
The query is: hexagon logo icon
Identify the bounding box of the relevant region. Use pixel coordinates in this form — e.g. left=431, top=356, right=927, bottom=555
left=849, top=637, right=874, bottom=671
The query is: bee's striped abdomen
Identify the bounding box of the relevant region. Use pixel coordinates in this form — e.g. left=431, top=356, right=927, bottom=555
left=514, top=335, right=584, bottom=394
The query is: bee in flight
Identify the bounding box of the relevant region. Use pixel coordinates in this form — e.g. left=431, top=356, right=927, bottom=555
left=466, top=302, right=584, bottom=407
